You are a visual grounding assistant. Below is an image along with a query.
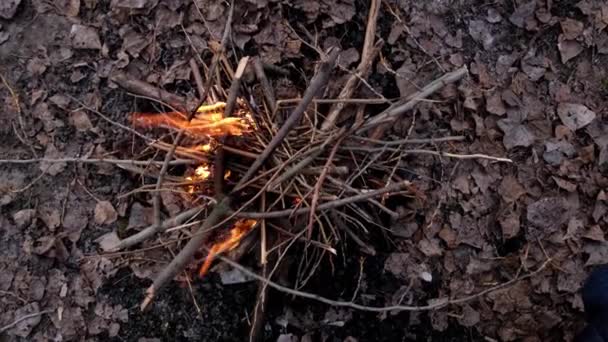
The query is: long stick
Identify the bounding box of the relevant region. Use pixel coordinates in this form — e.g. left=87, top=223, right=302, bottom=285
left=0, top=158, right=195, bottom=166
left=141, top=197, right=232, bottom=310
left=321, top=0, right=382, bottom=130
left=107, top=205, right=206, bottom=251
left=359, top=66, right=468, bottom=134
left=237, top=180, right=410, bottom=219
left=213, top=254, right=550, bottom=313
left=110, top=72, right=189, bottom=112
left=234, top=48, right=340, bottom=191
left=214, top=57, right=249, bottom=196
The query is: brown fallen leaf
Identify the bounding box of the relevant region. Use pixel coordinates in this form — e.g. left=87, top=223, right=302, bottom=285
left=509, top=1, right=536, bottom=29
left=94, top=201, right=118, bottom=225
left=526, top=197, right=571, bottom=238
left=557, top=103, right=596, bottom=130
left=499, top=211, right=520, bottom=239
left=558, top=36, right=584, bottom=63
left=552, top=176, right=577, bottom=192
left=583, top=225, right=605, bottom=242
left=70, top=24, right=101, bottom=50
left=70, top=110, right=94, bottom=131
left=496, top=118, right=535, bottom=149
left=485, top=92, right=506, bottom=116
left=561, top=18, right=584, bottom=40
left=0, top=0, right=21, bottom=19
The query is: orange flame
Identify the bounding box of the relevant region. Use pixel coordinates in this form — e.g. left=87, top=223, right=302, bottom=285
left=185, top=164, right=211, bottom=194
left=198, top=219, right=257, bottom=278
left=131, top=101, right=254, bottom=137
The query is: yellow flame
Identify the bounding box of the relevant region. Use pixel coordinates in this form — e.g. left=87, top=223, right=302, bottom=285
left=198, top=219, right=257, bottom=278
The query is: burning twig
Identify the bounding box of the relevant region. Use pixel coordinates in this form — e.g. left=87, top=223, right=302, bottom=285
left=140, top=49, right=340, bottom=310
left=149, top=0, right=235, bottom=236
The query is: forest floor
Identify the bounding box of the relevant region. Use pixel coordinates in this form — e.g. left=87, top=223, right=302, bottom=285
left=1, top=0, right=608, bottom=341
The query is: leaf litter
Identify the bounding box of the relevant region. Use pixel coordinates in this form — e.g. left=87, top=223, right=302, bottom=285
left=0, top=0, right=607, bottom=341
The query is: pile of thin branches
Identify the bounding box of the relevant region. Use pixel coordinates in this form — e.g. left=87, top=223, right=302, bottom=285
left=100, top=13, right=515, bottom=320
left=0, top=2, right=518, bottom=339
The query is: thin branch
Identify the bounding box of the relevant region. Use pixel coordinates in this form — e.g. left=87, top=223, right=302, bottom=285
left=234, top=48, right=340, bottom=191
left=0, top=158, right=196, bottom=166
left=237, top=180, right=411, bottom=219
left=359, top=66, right=468, bottom=133
left=0, top=310, right=53, bottom=333
left=214, top=57, right=249, bottom=196
left=321, top=0, right=382, bottom=130
left=212, top=255, right=551, bottom=313
left=342, top=147, right=513, bottom=163
left=326, top=176, right=399, bottom=219
left=107, top=205, right=207, bottom=251
left=306, top=132, right=345, bottom=239
left=253, top=57, right=277, bottom=114
left=351, top=135, right=466, bottom=145
left=110, top=71, right=189, bottom=112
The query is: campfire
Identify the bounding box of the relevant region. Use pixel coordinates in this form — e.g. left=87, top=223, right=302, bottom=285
left=93, top=12, right=511, bottom=339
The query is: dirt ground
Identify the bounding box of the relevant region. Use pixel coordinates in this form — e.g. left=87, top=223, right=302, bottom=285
left=1, top=0, right=608, bottom=341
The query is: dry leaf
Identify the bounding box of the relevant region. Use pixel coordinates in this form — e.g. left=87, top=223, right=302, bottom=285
left=70, top=24, right=102, bottom=50
left=557, top=103, right=596, bottom=130
left=558, top=36, right=584, bottom=63
left=70, top=110, right=94, bottom=131
left=0, top=0, right=21, bottom=19
left=94, top=201, right=118, bottom=225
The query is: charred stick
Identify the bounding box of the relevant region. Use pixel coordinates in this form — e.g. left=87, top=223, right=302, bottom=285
left=330, top=210, right=376, bottom=255
left=141, top=197, right=232, bottom=311
left=359, top=66, right=468, bottom=134
left=253, top=57, right=277, bottom=115
left=306, top=131, right=346, bottom=239
left=237, top=180, right=411, bottom=219
left=110, top=71, right=190, bottom=112
left=214, top=57, right=250, bottom=197
left=234, top=48, right=340, bottom=192
left=189, top=58, right=206, bottom=99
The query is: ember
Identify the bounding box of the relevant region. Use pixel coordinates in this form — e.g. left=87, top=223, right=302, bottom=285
left=198, top=219, right=257, bottom=278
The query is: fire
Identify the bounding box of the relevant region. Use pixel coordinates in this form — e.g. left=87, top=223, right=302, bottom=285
left=198, top=219, right=257, bottom=278
left=131, top=101, right=254, bottom=137
left=185, top=164, right=211, bottom=194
